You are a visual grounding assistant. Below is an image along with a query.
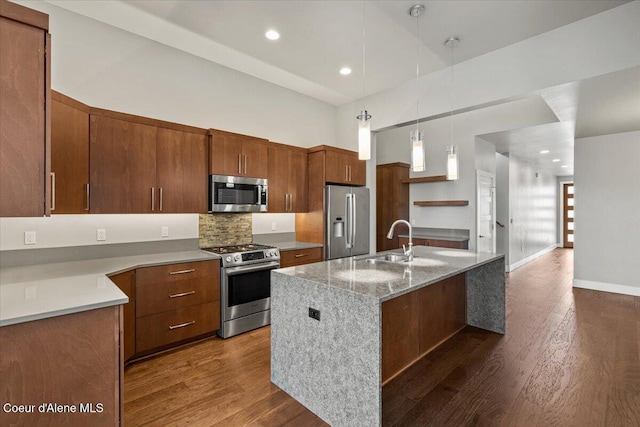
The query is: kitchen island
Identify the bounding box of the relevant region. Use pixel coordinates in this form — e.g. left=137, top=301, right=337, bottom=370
left=271, top=246, right=505, bottom=427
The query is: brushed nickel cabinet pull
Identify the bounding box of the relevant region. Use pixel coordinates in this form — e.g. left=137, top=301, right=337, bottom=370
left=238, top=154, right=242, bottom=174
left=159, top=187, right=163, bottom=212
left=345, top=165, right=348, bottom=181
left=151, top=187, right=155, bottom=211
left=169, top=320, right=195, bottom=330
left=289, top=193, right=293, bottom=212
left=243, top=154, right=247, bottom=174
left=169, top=268, right=196, bottom=275
left=85, top=183, right=90, bottom=211
left=50, top=172, right=56, bottom=211
left=169, top=290, right=196, bottom=298
left=295, top=253, right=308, bottom=258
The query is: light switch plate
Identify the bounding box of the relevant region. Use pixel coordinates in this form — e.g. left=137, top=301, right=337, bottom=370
left=24, top=231, right=36, bottom=245
left=97, top=228, right=106, bottom=241
left=161, top=226, right=169, bottom=237
left=271, top=222, right=277, bottom=231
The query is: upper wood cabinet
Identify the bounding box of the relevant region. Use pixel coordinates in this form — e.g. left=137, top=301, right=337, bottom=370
left=309, top=145, right=366, bottom=186
left=89, top=111, right=208, bottom=214
left=51, top=91, right=90, bottom=214
left=209, top=129, right=268, bottom=178
left=156, top=128, right=208, bottom=213
left=89, top=115, right=157, bottom=213
left=268, top=143, right=308, bottom=213
left=0, top=1, right=51, bottom=217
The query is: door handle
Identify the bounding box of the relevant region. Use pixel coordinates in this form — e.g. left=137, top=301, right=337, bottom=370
left=85, top=183, right=90, bottom=211
left=159, top=187, right=163, bottom=212
left=479, top=235, right=486, bottom=238
left=289, top=193, right=293, bottom=212
left=151, top=187, right=155, bottom=211
left=50, top=172, right=56, bottom=211
left=238, top=154, right=242, bottom=174
left=243, top=154, right=247, bottom=174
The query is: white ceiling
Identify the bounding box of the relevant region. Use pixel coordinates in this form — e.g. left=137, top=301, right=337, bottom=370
left=120, top=0, right=628, bottom=105
left=478, top=66, right=640, bottom=176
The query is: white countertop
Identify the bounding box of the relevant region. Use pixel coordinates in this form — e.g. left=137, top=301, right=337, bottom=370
left=0, top=250, right=219, bottom=327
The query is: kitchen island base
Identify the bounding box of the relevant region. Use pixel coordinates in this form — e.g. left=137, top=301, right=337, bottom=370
left=271, top=248, right=505, bottom=427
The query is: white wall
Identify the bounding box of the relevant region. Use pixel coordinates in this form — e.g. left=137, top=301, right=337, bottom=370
left=0, top=215, right=198, bottom=251
left=22, top=1, right=337, bottom=148
left=574, top=131, right=640, bottom=295
left=508, top=156, right=557, bottom=269
left=251, top=213, right=295, bottom=235
left=337, top=1, right=640, bottom=151
left=495, top=153, right=510, bottom=264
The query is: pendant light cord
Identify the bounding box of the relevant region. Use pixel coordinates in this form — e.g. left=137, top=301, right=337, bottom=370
left=450, top=38, right=454, bottom=145
left=415, top=9, right=419, bottom=133
left=362, top=1, right=366, bottom=111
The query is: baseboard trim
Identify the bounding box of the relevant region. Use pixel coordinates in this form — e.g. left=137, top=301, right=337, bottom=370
left=507, top=244, right=557, bottom=272
left=573, top=279, right=640, bottom=297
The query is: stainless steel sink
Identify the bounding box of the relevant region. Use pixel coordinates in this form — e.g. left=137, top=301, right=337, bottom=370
left=364, top=253, right=411, bottom=264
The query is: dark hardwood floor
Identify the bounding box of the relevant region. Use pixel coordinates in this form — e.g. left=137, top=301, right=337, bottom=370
left=124, top=249, right=640, bottom=426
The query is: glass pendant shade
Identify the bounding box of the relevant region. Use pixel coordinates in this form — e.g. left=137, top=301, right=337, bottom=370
left=411, top=129, right=425, bottom=172
left=446, top=145, right=459, bottom=180
left=357, top=110, right=371, bottom=160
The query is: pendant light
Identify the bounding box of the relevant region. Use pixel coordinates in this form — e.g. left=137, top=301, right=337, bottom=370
left=356, top=2, right=371, bottom=160
left=409, top=4, right=425, bottom=172
left=445, top=37, right=460, bottom=180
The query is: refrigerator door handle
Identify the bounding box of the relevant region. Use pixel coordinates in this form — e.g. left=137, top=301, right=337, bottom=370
left=351, top=193, right=356, bottom=248
left=345, top=193, right=353, bottom=248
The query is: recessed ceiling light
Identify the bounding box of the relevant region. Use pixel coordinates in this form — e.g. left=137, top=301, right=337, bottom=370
left=561, top=165, right=568, bottom=168
left=340, top=67, right=352, bottom=75
left=265, top=30, right=280, bottom=41
left=540, top=150, right=549, bottom=154
left=552, top=159, right=560, bottom=162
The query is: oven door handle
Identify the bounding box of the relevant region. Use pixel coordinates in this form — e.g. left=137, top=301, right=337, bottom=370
left=225, top=261, right=281, bottom=275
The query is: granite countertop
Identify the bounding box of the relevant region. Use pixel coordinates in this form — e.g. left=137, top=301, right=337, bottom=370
left=274, top=246, right=503, bottom=302
left=0, top=250, right=219, bottom=327
left=270, top=241, right=323, bottom=251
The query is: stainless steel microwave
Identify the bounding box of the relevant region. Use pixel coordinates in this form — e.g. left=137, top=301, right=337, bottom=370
left=209, top=175, right=268, bottom=212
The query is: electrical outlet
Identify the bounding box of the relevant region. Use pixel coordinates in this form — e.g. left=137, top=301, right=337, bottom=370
left=24, top=231, right=36, bottom=245
left=161, top=226, right=169, bottom=237
left=309, top=307, right=321, bottom=321
left=271, top=222, right=277, bottom=231
left=411, top=219, right=416, bottom=226
left=97, top=228, right=106, bottom=241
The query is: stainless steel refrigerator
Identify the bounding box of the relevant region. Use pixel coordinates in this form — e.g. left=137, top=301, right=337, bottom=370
left=325, top=185, right=370, bottom=260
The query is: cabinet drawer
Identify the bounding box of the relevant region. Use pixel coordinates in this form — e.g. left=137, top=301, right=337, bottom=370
left=136, top=302, right=219, bottom=352
left=136, top=260, right=220, bottom=317
left=280, top=247, right=323, bottom=268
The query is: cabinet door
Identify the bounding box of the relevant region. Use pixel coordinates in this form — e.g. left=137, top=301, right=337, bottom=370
left=267, top=145, right=289, bottom=213
left=0, top=16, right=47, bottom=217
left=241, top=137, right=268, bottom=178
left=51, top=96, right=89, bottom=214
left=288, top=147, right=308, bottom=212
left=210, top=130, right=244, bottom=176
left=325, top=150, right=348, bottom=184
left=109, top=270, right=135, bottom=362
left=349, top=156, right=367, bottom=186
left=382, top=291, right=419, bottom=383
left=156, top=128, right=208, bottom=213
left=89, top=115, right=157, bottom=213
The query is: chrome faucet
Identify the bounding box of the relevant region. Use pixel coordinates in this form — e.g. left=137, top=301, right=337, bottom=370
left=387, top=219, right=413, bottom=261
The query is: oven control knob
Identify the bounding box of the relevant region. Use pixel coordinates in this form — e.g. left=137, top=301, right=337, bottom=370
left=234, top=255, right=241, bottom=262
left=273, top=250, right=279, bottom=257
left=225, top=256, right=232, bottom=263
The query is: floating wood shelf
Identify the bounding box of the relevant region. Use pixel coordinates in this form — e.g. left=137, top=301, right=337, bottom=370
left=414, top=200, right=469, bottom=207
left=402, top=175, right=449, bottom=184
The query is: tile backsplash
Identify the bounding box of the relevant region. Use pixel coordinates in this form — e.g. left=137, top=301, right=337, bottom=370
left=199, top=213, right=252, bottom=247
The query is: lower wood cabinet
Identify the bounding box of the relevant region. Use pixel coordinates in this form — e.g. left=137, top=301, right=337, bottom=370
left=280, top=247, right=323, bottom=268
left=382, top=273, right=466, bottom=384
left=0, top=306, right=122, bottom=426
left=398, top=236, right=468, bottom=250
left=109, top=259, right=220, bottom=362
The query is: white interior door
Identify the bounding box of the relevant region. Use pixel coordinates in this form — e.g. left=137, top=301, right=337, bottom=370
left=477, top=171, right=496, bottom=253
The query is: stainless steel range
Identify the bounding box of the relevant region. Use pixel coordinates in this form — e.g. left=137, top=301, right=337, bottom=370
left=201, top=243, right=280, bottom=338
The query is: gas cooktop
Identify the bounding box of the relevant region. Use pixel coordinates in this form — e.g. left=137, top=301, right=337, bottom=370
left=201, top=243, right=280, bottom=267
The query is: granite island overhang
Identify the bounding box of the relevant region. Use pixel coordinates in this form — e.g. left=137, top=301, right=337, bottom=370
left=270, top=246, right=505, bottom=427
